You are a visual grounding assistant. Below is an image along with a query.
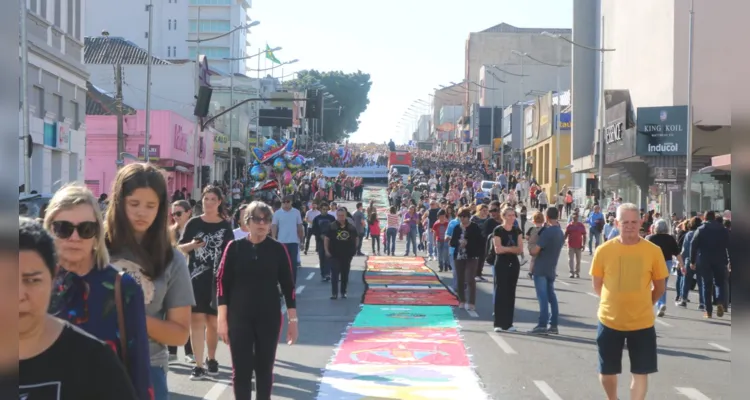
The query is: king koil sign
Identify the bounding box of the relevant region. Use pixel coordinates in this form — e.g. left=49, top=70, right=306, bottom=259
left=636, top=105, right=688, bottom=156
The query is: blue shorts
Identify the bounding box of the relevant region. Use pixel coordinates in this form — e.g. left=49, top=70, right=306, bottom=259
left=150, top=365, right=169, bottom=400
left=596, top=322, right=657, bottom=375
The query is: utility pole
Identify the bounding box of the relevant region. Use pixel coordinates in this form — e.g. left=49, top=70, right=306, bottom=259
left=684, top=0, right=695, bottom=216
left=115, top=64, right=125, bottom=166
left=191, top=7, right=202, bottom=199
left=21, top=0, right=31, bottom=194
left=144, top=0, right=154, bottom=163
left=597, top=15, right=606, bottom=203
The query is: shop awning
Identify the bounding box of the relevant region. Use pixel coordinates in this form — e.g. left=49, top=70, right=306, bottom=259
left=698, top=153, right=730, bottom=173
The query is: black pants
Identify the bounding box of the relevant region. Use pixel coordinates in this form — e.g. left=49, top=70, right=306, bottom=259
left=229, top=313, right=282, bottom=400
left=330, top=257, right=352, bottom=296
left=494, top=259, right=521, bottom=329
left=168, top=336, right=193, bottom=356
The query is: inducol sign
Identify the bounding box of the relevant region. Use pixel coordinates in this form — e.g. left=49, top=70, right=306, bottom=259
left=636, top=105, right=688, bottom=156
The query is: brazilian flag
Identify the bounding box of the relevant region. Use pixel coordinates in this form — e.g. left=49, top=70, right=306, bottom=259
left=265, top=44, right=281, bottom=64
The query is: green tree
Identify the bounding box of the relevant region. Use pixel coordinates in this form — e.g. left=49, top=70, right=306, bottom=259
left=285, top=70, right=372, bottom=142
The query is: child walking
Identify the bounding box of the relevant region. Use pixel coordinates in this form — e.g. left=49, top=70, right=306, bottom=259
left=368, top=212, right=381, bottom=255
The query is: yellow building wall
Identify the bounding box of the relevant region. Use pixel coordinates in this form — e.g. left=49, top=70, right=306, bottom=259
left=525, top=132, right=572, bottom=200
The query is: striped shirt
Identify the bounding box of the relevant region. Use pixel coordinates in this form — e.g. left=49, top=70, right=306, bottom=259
left=387, top=213, right=400, bottom=229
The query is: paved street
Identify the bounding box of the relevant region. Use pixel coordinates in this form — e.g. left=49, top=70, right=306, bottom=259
left=166, top=185, right=730, bottom=399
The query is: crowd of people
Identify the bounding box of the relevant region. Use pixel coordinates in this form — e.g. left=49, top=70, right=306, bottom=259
left=18, top=139, right=731, bottom=400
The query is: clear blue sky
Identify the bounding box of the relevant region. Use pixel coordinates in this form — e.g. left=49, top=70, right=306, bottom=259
left=248, top=0, right=572, bottom=144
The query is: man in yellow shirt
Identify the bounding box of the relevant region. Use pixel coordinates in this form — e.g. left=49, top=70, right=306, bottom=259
left=590, top=203, right=668, bottom=400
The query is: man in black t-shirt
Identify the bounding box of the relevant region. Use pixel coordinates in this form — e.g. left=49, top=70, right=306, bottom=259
left=310, top=202, right=336, bottom=282
left=324, top=208, right=358, bottom=299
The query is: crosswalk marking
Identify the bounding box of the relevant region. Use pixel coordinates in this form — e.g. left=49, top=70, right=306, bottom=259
left=467, top=310, right=479, bottom=318
left=487, top=332, right=518, bottom=354
left=654, top=318, right=672, bottom=327
left=587, top=292, right=599, bottom=298
left=533, top=380, right=563, bottom=400
left=296, top=285, right=306, bottom=294
left=203, top=382, right=229, bottom=400
left=306, top=272, right=315, bottom=280
left=675, top=387, right=712, bottom=399
left=708, top=342, right=730, bottom=352
left=556, top=280, right=571, bottom=286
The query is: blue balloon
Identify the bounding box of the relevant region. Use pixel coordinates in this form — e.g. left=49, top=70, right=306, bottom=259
left=263, top=139, right=278, bottom=152
left=249, top=165, right=266, bottom=181
left=273, top=158, right=286, bottom=172
left=287, top=156, right=303, bottom=171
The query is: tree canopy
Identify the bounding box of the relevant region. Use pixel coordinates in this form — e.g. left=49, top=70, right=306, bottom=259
left=285, top=70, right=372, bottom=142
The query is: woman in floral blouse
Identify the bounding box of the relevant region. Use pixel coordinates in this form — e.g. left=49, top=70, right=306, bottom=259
left=45, top=184, right=153, bottom=400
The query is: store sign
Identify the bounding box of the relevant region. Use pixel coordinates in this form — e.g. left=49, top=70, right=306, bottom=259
left=604, top=102, right=636, bottom=164
left=57, top=123, right=70, bottom=149
left=636, top=105, right=688, bottom=156
left=557, top=112, right=571, bottom=130
left=605, top=122, right=623, bottom=144
left=213, top=133, right=228, bottom=152
left=174, top=125, right=188, bottom=152
left=138, top=144, right=161, bottom=159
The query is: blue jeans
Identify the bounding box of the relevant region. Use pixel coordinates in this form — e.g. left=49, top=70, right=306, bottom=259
left=386, top=227, right=397, bottom=254
left=436, top=241, right=449, bottom=269
left=428, top=230, right=436, bottom=257
left=698, top=262, right=727, bottom=315
left=150, top=365, right=169, bottom=400
left=588, top=227, right=601, bottom=253
left=405, top=228, right=418, bottom=255
left=533, top=275, right=559, bottom=327
left=656, top=260, right=673, bottom=308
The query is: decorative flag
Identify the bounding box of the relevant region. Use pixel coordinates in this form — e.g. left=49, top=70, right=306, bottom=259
left=265, top=44, right=281, bottom=64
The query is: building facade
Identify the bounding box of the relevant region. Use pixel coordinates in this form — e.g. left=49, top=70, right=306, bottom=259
left=465, top=23, right=572, bottom=115
left=21, top=0, right=89, bottom=194
left=523, top=92, right=573, bottom=195
left=84, top=0, right=251, bottom=74
left=85, top=109, right=212, bottom=197
left=571, top=0, right=733, bottom=215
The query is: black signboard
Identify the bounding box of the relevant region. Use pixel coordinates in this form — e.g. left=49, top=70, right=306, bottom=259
left=604, top=102, right=636, bottom=164
left=636, top=105, right=688, bottom=156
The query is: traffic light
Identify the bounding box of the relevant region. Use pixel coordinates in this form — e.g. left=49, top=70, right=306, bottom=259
left=305, top=89, right=322, bottom=119
left=193, top=86, right=213, bottom=118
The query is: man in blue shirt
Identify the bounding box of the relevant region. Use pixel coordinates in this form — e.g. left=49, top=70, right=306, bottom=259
left=444, top=213, right=461, bottom=292
left=529, top=207, right=565, bottom=335
left=586, top=205, right=605, bottom=255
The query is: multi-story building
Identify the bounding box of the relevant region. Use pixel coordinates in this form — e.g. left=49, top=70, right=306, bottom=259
left=84, top=0, right=252, bottom=74
left=416, top=115, right=431, bottom=142
left=571, top=0, right=733, bottom=214
left=20, top=0, right=89, bottom=194
left=465, top=23, right=572, bottom=114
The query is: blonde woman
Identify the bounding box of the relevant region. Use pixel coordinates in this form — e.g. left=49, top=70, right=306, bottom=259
left=45, top=184, right=152, bottom=399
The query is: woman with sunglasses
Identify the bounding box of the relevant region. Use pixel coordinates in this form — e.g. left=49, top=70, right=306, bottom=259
left=168, top=200, right=195, bottom=363
left=178, top=186, right=234, bottom=380
left=105, top=164, right=195, bottom=400
left=45, top=184, right=153, bottom=400
left=217, top=201, right=299, bottom=400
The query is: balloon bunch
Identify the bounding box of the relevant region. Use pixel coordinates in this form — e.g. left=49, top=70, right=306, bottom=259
left=247, top=138, right=306, bottom=193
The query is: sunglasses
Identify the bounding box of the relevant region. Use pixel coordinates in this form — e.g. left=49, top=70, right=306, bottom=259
left=51, top=221, right=99, bottom=240
left=171, top=211, right=184, bottom=218
left=250, top=216, right=272, bottom=224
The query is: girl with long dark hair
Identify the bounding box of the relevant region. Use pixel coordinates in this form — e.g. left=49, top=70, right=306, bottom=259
left=178, top=186, right=234, bottom=380
left=105, top=164, right=195, bottom=399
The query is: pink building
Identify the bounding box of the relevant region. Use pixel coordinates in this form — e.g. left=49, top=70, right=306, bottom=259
left=85, top=110, right=214, bottom=197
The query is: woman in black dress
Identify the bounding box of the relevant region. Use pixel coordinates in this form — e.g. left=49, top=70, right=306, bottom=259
left=177, top=186, right=234, bottom=380
left=492, top=206, right=524, bottom=333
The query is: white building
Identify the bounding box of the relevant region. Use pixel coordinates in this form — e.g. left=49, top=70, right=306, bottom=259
left=21, top=0, right=89, bottom=194
left=85, top=0, right=252, bottom=74
left=416, top=115, right=431, bottom=142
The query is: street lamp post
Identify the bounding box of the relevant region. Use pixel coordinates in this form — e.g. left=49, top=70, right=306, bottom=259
left=144, top=0, right=154, bottom=163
